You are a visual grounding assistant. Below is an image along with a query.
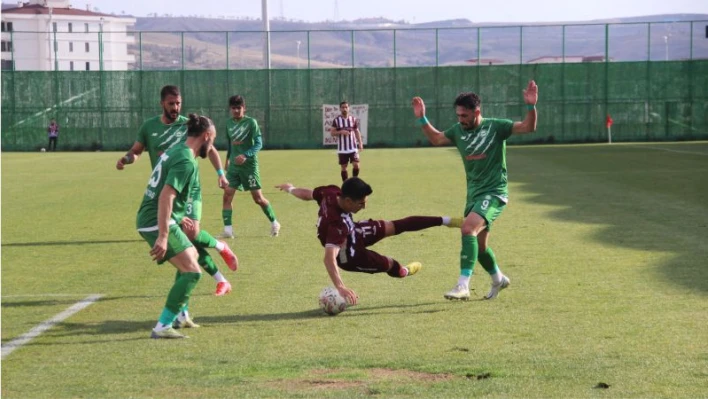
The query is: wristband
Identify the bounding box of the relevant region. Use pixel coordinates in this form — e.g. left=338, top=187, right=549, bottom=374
left=122, top=154, right=134, bottom=164
left=216, top=169, right=225, bottom=176
left=526, top=104, right=536, bottom=111
left=287, top=187, right=295, bottom=194
left=417, top=116, right=429, bottom=126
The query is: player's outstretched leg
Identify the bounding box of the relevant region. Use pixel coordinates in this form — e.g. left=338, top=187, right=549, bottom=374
left=392, top=216, right=461, bottom=235
left=385, top=260, right=422, bottom=278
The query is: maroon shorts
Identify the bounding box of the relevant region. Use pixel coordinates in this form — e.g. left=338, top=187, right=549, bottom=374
left=338, top=152, right=360, bottom=165
left=336, top=219, right=391, bottom=274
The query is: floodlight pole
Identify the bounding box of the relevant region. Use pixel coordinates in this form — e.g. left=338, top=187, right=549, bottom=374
left=262, top=0, right=271, bottom=69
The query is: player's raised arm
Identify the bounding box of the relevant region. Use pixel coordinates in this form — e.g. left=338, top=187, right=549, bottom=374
left=411, top=96, right=452, bottom=146
left=512, top=80, right=538, bottom=135
left=275, top=183, right=313, bottom=201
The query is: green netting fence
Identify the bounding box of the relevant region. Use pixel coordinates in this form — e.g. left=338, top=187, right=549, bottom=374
left=2, top=60, right=707, bottom=151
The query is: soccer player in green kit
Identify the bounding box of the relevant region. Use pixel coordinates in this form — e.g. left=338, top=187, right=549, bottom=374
left=116, top=85, right=238, bottom=298
left=136, top=113, right=216, bottom=339
left=411, top=80, right=538, bottom=301
left=220, top=95, right=280, bottom=238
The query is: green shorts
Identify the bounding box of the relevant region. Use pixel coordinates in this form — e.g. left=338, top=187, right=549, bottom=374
left=464, top=194, right=506, bottom=231
left=138, top=223, right=193, bottom=265
left=227, top=166, right=261, bottom=191
left=185, top=199, right=202, bottom=221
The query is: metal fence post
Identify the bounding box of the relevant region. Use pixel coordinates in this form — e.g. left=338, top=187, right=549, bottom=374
left=226, top=31, right=230, bottom=70
left=307, top=30, right=311, bottom=69
left=53, top=30, right=58, bottom=71
left=435, top=28, right=439, bottom=67
left=689, top=22, right=693, bottom=60
left=562, top=25, right=565, bottom=62
left=99, top=30, right=104, bottom=146
left=10, top=30, right=14, bottom=70
left=519, top=25, right=523, bottom=64
left=139, top=31, right=142, bottom=71
left=351, top=30, right=355, bottom=67
left=604, top=23, right=609, bottom=141
left=393, top=29, right=397, bottom=68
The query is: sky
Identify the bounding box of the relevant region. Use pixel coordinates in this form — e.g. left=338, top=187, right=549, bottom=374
left=72, top=0, right=707, bottom=23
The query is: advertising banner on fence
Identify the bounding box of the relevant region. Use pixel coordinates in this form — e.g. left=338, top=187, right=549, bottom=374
left=322, top=104, right=368, bottom=146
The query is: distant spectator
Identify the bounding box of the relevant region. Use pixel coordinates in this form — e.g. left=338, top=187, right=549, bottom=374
left=47, top=119, right=59, bottom=151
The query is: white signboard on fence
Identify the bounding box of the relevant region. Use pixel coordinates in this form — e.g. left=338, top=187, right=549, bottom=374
left=322, top=104, right=368, bottom=146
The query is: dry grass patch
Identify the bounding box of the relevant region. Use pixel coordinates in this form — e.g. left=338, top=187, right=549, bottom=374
left=268, top=367, right=455, bottom=392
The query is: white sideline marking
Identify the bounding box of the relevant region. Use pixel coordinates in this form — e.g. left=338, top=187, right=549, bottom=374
left=1, top=294, right=103, bottom=360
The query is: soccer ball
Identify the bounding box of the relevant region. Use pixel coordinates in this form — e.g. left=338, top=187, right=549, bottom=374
left=40, top=148, right=46, bottom=152
left=318, top=287, right=348, bottom=316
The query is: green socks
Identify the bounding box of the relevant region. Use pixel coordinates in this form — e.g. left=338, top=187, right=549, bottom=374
left=477, top=247, right=500, bottom=275
left=222, top=209, right=233, bottom=227
left=196, top=247, right=219, bottom=277
left=160, top=272, right=202, bottom=325
left=192, top=230, right=218, bottom=248
left=261, top=203, right=277, bottom=223
left=460, top=235, right=479, bottom=277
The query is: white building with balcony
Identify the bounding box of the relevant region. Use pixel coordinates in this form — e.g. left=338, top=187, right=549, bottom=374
left=1, top=0, right=136, bottom=70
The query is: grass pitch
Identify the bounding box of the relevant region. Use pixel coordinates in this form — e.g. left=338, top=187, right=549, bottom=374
left=2, top=142, right=708, bottom=398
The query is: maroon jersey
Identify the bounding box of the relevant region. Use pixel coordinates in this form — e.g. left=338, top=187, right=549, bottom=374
left=313, top=185, right=354, bottom=249
left=312, top=186, right=388, bottom=271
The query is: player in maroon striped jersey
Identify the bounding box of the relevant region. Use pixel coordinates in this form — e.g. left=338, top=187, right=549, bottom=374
left=276, top=177, right=461, bottom=304
left=329, top=101, right=364, bottom=182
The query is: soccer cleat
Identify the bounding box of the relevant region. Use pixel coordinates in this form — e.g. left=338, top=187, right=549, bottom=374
left=447, top=217, right=463, bottom=228
left=218, top=242, right=239, bottom=271
left=150, top=327, right=188, bottom=339
left=270, top=221, right=281, bottom=237
left=173, top=315, right=201, bottom=329
left=444, top=284, right=471, bottom=301
left=219, top=230, right=235, bottom=239
left=404, top=262, right=422, bottom=276
left=484, top=275, right=510, bottom=300
left=215, top=281, right=232, bottom=296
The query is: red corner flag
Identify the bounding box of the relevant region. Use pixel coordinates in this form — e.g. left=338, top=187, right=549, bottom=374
left=606, top=114, right=614, bottom=129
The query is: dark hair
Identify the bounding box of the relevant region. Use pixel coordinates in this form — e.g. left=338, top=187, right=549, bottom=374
left=161, top=85, right=181, bottom=101
left=339, top=101, right=349, bottom=107
left=454, top=92, right=481, bottom=110
left=229, top=95, right=245, bottom=107
left=341, top=177, right=373, bottom=200
left=186, top=113, right=213, bottom=137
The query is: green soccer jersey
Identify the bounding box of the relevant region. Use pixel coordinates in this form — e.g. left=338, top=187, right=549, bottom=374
left=226, top=116, right=260, bottom=168
left=136, top=115, right=189, bottom=168
left=444, top=118, right=514, bottom=202
left=136, top=143, right=200, bottom=230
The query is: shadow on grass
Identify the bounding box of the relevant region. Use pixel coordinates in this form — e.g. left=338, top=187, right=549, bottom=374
left=2, top=239, right=143, bottom=247
left=7, top=302, right=442, bottom=344
left=508, top=144, right=708, bottom=293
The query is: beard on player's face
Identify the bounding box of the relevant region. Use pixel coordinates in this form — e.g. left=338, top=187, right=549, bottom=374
left=163, top=108, right=179, bottom=122
left=199, top=142, right=210, bottom=159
